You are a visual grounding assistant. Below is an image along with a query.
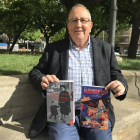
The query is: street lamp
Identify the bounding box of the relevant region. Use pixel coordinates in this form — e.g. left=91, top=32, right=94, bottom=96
left=108, top=0, right=118, bottom=47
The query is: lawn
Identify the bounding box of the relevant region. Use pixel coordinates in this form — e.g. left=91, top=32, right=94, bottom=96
left=118, top=57, right=140, bottom=70
left=0, top=54, right=140, bottom=76
left=0, top=54, right=42, bottom=76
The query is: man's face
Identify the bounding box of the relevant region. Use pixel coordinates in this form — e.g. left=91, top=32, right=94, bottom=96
left=67, top=6, right=93, bottom=45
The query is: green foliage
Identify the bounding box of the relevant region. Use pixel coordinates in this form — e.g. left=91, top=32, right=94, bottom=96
left=50, top=28, right=66, bottom=42
left=0, top=0, right=67, bottom=49
left=0, top=0, right=139, bottom=54
left=0, top=0, right=34, bottom=35
left=0, top=0, right=36, bottom=50
left=32, top=0, right=67, bottom=43
left=20, top=29, right=42, bottom=41
left=88, top=3, right=110, bottom=36
left=88, top=0, right=131, bottom=37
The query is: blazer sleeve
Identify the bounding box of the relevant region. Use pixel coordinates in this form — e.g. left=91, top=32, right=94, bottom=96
left=28, top=45, right=50, bottom=94
left=110, top=45, right=128, bottom=101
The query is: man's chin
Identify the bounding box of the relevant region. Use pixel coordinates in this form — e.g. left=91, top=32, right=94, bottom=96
left=76, top=36, right=84, bottom=41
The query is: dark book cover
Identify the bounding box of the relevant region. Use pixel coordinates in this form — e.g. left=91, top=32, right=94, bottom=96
left=80, top=85, right=110, bottom=130
left=46, top=80, right=75, bottom=125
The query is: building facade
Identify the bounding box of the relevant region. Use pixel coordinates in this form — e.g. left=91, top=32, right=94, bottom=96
left=117, top=28, right=140, bottom=52
left=96, top=28, right=140, bottom=53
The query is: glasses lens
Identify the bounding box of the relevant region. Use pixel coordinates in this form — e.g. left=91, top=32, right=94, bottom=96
left=68, top=18, right=90, bottom=24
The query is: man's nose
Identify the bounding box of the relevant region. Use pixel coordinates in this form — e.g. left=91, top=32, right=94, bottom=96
left=76, top=19, right=82, bottom=27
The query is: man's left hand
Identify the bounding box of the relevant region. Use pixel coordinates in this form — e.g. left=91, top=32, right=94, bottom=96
left=105, top=80, right=125, bottom=97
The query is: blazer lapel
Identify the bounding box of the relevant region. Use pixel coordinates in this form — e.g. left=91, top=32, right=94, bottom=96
left=60, top=38, right=69, bottom=80
left=90, top=37, right=101, bottom=86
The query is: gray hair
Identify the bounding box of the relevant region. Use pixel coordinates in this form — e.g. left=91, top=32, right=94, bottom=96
left=67, top=4, right=92, bottom=21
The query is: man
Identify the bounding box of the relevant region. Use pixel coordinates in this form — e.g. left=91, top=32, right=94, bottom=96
left=28, top=4, right=128, bottom=140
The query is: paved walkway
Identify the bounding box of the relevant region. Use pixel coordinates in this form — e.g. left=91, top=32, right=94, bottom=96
left=0, top=71, right=140, bottom=140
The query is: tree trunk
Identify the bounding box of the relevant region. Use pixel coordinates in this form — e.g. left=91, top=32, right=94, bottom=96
left=9, top=34, right=20, bottom=51
left=7, top=36, right=11, bottom=49
left=45, top=36, right=49, bottom=45
left=128, top=12, right=140, bottom=59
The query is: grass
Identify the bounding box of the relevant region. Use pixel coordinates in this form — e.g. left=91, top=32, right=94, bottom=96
left=0, top=54, right=140, bottom=76
left=0, top=54, right=42, bottom=76
left=118, top=58, right=140, bottom=70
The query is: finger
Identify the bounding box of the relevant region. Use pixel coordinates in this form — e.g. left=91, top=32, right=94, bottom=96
left=114, top=88, right=125, bottom=97
left=51, top=75, right=59, bottom=82
left=41, top=76, right=49, bottom=90
left=42, top=76, right=49, bottom=85
left=46, top=75, right=54, bottom=82
left=113, top=85, right=122, bottom=94
left=41, top=81, right=48, bottom=90
left=105, top=81, right=116, bottom=90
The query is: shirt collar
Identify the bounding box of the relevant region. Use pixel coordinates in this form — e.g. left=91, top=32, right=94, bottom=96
left=69, top=35, right=91, bottom=50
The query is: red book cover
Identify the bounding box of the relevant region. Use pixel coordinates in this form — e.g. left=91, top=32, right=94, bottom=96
left=46, top=80, right=75, bottom=125
left=80, top=85, right=110, bottom=130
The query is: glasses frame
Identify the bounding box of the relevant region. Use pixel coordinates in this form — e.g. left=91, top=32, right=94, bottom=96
left=67, top=18, right=91, bottom=25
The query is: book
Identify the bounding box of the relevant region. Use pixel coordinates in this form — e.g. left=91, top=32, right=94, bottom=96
left=46, top=80, right=75, bottom=125
left=80, top=85, right=110, bottom=130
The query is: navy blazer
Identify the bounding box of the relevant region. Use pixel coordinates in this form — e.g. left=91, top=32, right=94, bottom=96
left=28, top=36, right=128, bottom=137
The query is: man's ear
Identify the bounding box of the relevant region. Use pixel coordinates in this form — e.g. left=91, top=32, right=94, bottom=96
left=90, top=22, right=93, bottom=29
left=67, top=23, right=69, bottom=30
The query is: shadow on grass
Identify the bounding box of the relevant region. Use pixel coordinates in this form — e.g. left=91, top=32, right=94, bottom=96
left=119, top=63, right=140, bottom=70
left=0, top=70, right=24, bottom=76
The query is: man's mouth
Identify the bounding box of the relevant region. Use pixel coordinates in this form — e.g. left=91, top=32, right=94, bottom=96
left=75, top=30, right=83, bottom=33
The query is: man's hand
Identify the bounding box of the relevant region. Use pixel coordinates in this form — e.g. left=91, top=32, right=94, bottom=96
left=41, top=75, right=59, bottom=90
left=105, top=80, right=125, bottom=97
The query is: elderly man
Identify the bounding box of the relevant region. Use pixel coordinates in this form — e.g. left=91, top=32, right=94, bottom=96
left=28, top=4, right=128, bottom=140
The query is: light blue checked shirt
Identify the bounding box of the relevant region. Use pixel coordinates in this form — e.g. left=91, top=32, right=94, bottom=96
left=67, top=36, right=94, bottom=110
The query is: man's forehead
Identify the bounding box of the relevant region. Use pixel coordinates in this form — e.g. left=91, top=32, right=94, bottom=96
left=68, top=6, right=90, bottom=19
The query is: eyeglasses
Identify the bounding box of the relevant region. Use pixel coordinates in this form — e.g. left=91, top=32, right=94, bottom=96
left=67, top=18, right=91, bottom=25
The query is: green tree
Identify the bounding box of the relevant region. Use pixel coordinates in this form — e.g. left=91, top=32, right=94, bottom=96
left=0, top=0, right=34, bottom=51
left=60, top=0, right=131, bottom=39
left=117, top=0, right=140, bottom=59
left=0, top=1, right=14, bottom=48
left=20, top=29, right=42, bottom=41
left=60, top=0, right=106, bottom=11
left=50, top=28, right=66, bottom=42
left=32, top=0, right=67, bottom=44
left=89, top=1, right=131, bottom=37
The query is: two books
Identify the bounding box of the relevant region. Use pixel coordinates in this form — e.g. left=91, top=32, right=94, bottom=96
left=46, top=80, right=110, bottom=130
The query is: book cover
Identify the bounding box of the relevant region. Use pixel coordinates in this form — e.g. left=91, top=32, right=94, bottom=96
left=46, top=80, right=75, bottom=125
left=80, top=85, right=110, bottom=130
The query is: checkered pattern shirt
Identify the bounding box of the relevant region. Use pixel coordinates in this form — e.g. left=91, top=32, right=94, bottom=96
left=67, top=37, right=94, bottom=110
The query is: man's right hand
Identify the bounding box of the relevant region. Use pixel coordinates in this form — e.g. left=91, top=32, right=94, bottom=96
left=41, top=75, right=59, bottom=90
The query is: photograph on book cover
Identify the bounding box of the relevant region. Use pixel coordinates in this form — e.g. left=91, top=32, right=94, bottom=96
left=46, top=81, right=74, bottom=125
left=80, top=86, right=110, bottom=130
